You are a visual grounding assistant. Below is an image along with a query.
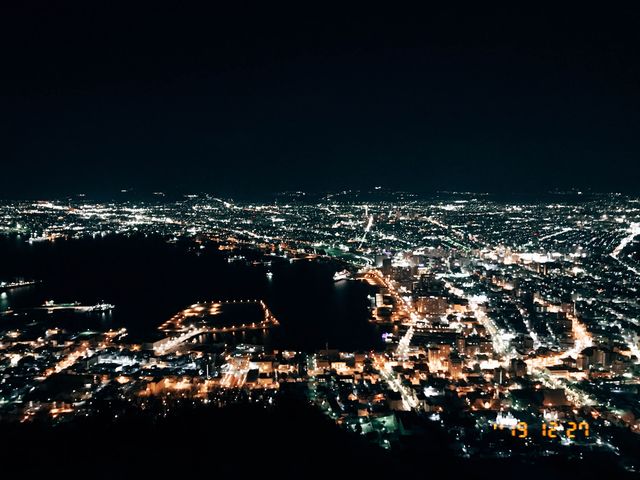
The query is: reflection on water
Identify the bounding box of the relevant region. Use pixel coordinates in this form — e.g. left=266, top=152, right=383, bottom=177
left=0, top=292, right=8, bottom=311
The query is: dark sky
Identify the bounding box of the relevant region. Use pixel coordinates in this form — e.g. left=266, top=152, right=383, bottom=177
left=2, top=3, right=640, bottom=199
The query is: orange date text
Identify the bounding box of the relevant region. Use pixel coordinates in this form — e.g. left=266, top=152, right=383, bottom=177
left=492, top=421, right=589, bottom=439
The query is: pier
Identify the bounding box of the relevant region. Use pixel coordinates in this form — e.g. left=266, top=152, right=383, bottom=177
left=154, top=299, right=280, bottom=355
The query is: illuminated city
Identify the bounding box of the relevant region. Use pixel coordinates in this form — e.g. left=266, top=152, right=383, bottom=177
left=0, top=191, right=639, bottom=477
left=4, top=3, right=640, bottom=479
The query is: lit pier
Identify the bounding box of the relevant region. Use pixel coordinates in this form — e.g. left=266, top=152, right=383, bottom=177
left=154, top=299, right=280, bottom=355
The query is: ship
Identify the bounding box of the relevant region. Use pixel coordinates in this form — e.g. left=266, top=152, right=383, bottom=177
left=42, top=300, right=114, bottom=312
left=87, top=302, right=115, bottom=312
left=43, top=300, right=81, bottom=308
left=0, top=279, right=39, bottom=290
left=333, top=269, right=351, bottom=282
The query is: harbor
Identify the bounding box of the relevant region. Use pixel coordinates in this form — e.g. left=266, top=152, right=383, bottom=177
left=0, top=234, right=380, bottom=351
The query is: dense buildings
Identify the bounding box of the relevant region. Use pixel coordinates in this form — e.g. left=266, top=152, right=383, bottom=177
left=0, top=191, right=639, bottom=475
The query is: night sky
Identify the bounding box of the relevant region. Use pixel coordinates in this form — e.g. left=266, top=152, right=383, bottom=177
left=3, top=3, right=640, bottom=199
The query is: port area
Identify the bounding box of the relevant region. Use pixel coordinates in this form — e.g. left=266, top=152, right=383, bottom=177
left=153, top=299, right=279, bottom=354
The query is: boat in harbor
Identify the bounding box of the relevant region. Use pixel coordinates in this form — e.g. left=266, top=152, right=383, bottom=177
left=0, top=279, right=39, bottom=290
left=44, top=300, right=81, bottom=308
left=87, top=302, right=115, bottom=312
left=42, top=300, right=114, bottom=312
left=333, top=269, right=351, bottom=282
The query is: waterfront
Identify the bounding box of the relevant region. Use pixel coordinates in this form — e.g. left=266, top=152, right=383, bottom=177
left=1, top=196, right=639, bottom=478
left=0, top=234, right=382, bottom=351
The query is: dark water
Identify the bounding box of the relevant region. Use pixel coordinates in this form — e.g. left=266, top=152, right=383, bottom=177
left=0, top=235, right=382, bottom=352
